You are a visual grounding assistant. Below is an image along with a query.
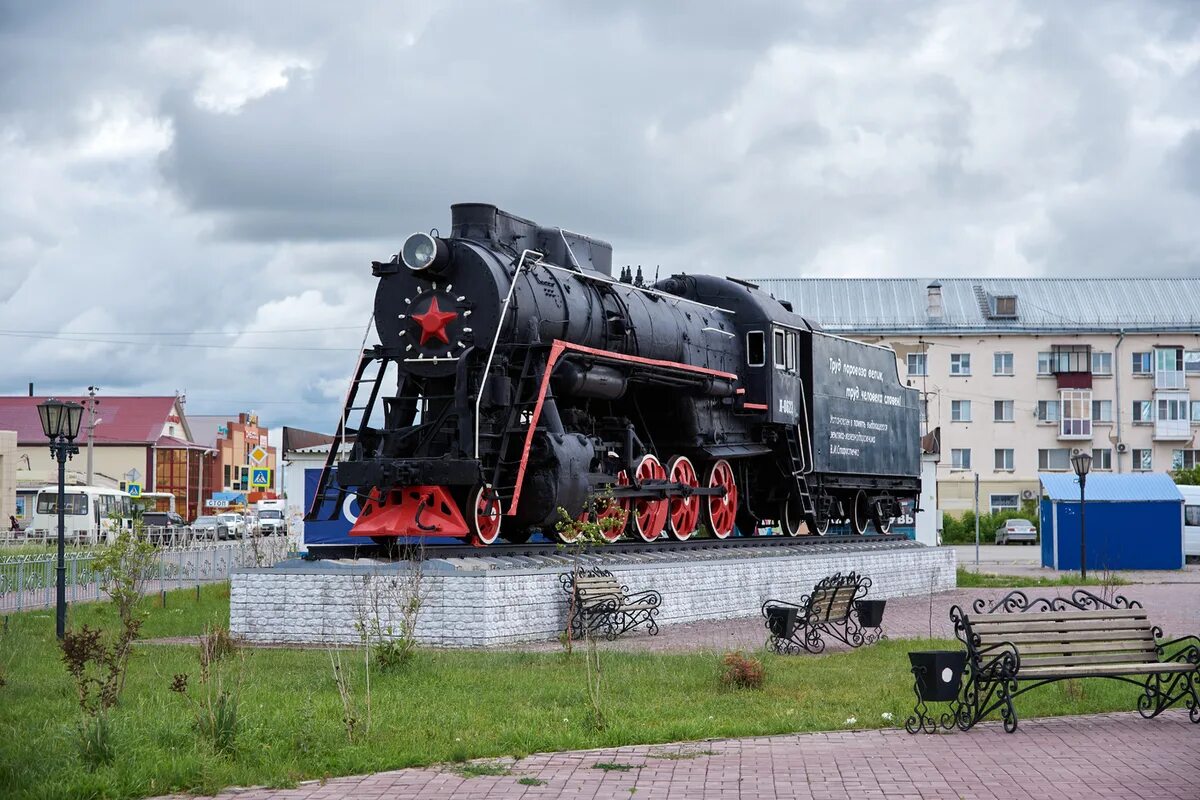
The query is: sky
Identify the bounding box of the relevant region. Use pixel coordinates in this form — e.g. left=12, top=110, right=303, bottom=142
left=1, top=0, right=1198, bottom=433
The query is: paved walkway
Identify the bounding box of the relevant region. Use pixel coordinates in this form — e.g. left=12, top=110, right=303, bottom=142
left=158, top=711, right=1200, bottom=799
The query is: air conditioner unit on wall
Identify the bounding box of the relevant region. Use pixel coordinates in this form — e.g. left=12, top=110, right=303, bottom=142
left=1071, top=448, right=1082, bottom=455
left=1117, top=442, right=1128, bottom=453
left=1021, top=489, right=1036, bottom=500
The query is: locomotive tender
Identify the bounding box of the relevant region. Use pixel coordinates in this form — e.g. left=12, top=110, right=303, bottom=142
left=308, top=204, right=921, bottom=547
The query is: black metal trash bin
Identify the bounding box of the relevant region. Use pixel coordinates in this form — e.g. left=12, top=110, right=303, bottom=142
left=765, top=605, right=799, bottom=639
left=855, top=599, right=887, bottom=628
left=908, top=650, right=966, bottom=702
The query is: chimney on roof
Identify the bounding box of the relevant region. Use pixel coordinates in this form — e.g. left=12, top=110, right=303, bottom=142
left=926, top=280, right=944, bottom=320
left=28, top=382, right=33, bottom=397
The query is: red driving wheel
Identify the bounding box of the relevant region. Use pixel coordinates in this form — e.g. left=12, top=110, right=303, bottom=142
left=704, top=459, right=738, bottom=539
left=631, top=454, right=668, bottom=542
left=468, top=485, right=502, bottom=547
left=594, top=471, right=630, bottom=542
left=666, top=455, right=700, bottom=540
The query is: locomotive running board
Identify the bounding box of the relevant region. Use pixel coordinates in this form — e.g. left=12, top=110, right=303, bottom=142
left=506, top=339, right=742, bottom=515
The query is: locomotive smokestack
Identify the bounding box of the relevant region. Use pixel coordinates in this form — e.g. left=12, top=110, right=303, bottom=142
left=926, top=280, right=944, bottom=321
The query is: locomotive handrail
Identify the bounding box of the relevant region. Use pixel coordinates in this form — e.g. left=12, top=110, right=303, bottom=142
left=541, top=263, right=737, bottom=316
left=474, top=248, right=544, bottom=459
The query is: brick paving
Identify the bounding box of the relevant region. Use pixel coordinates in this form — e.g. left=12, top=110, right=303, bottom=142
left=155, top=711, right=1200, bottom=799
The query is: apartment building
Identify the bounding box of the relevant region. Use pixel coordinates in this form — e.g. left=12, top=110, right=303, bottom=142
left=756, top=278, right=1200, bottom=514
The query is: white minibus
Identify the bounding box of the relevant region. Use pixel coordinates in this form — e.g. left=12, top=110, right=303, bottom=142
left=30, top=486, right=134, bottom=545
left=1182, top=485, right=1200, bottom=563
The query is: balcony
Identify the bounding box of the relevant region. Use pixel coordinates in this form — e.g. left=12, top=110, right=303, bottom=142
left=1059, top=419, right=1092, bottom=440
left=1155, top=419, right=1191, bottom=441
left=1156, top=369, right=1186, bottom=390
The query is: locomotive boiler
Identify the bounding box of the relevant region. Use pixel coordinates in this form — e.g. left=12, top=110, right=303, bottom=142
left=307, top=203, right=921, bottom=548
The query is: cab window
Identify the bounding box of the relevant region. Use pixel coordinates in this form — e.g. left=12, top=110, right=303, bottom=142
left=773, top=328, right=797, bottom=372
left=773, top=330, right=786, bottom=368
left=746, top=331, right=765, bottom=366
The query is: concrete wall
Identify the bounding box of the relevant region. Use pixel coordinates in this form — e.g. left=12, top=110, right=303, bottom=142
left=0, top=430, right=15, bottom=526
left=230, top=542, right=956, bottom=647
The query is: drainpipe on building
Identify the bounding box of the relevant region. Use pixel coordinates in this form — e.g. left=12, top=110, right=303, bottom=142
left=1114, top=329, right=1126, bottom=474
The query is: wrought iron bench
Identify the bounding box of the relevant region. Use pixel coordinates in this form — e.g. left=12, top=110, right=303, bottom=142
left=762, top=571, right=884, bottom=654
left=949, top=589, right=1200, bottom=733
left=559, top=567, right=662, bottom=640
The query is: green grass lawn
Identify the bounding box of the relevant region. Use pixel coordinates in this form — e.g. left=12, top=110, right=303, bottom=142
left=956, top=566, right=1128, bottom=589
left=0, top=582, right=1153, bottom=800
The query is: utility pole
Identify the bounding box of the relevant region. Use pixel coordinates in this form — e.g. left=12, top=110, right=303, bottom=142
left=85, top=386, right=100, bottom=486
left=974, top=472, right=980, bottom=571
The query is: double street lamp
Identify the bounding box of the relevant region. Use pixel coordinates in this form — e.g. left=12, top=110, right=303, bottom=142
left=1070, top=451, right=1093, bottom=581
left=38, top=398, right=84, bottom=639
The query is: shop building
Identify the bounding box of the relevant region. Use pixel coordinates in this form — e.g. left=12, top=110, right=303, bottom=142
left=190, top=413, right=278, bottom=508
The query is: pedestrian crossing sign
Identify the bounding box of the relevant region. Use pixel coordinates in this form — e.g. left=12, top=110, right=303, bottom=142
left=250, top=468, right=271, bottom=488
left=127, top=483, right=142, bottom=498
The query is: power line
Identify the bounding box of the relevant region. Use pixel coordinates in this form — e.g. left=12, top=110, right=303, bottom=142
left=0, top=331, right=365, bottom=352
left=0, top=325, right=364, bottom=336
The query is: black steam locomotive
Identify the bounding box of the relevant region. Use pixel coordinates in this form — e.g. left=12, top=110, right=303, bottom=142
left=308, top=204, right=921, bottom=547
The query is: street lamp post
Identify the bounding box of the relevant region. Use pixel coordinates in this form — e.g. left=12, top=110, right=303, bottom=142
left=1071, top=451, right=1093, bottom=581
left=37, top=398, right=84, bottom=639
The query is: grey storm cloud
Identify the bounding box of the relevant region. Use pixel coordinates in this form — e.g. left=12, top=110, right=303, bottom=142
left=1, top=0, right=1199, bottom=431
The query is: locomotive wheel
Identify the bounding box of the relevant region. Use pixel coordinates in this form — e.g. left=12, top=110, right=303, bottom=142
left=871, top=500, right=893, bottom=535
left=631, top=454, right=668, bottom=543
left=594, top=471, right=631, bottom=543
left=467, top=485, right=502, bottom=547
left=666, top=456, right=700, bottom=540
left=850, top=490, right=870, bottom=536
left=704, top=459, right=738, bottom=539
left=780, top=495, right=804, bottom=537
left=804, top=513, right=830, bottom=536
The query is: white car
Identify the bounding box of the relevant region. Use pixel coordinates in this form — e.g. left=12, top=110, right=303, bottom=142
left=217, top=513, right=249, bottom=538
left=994, top=519, right=1038, bottom=545
left=256, top=509, right=287, bottom=536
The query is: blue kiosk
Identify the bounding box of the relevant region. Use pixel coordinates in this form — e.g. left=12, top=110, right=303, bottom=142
left=1039, top=472, right=1184, bottom=571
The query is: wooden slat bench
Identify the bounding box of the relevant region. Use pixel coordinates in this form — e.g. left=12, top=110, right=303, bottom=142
left=559, top=567, right=661, bottom=640
left=762, top=571, right=884, bottom=654
left=950, top=589, right=1200, bottom=732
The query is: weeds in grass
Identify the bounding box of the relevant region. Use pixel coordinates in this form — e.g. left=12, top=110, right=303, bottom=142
left=720, top=650, right=765, bottom=690
left=169, top=624, right=245, bottom=754
left=955, top=568, right=1129, bottom=589
left=353, top=545, right=426, bottom=673
left=583, top=634, right=605, bottom=730
left=72, top=711, right=114, bottom=770
left=594, top=762, right=634, bottom=771
left=518, top=776, right=547, bottom=786
left=0, top=615, right=10, bottom=688
left=649, top=749, right=716, bottom=760
left=327, top=644, right=365, bottom=744
left=1063, top=679, right=1085, bottom=702
left=453, top=760, right=512, bottom=777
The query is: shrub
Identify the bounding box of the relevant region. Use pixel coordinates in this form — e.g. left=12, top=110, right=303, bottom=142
left=720, top=650, right=765, bottom=690
left=941, top=507, right=1040, bottom=545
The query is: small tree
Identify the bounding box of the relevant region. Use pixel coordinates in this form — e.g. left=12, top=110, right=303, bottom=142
left=554, top=489, right=624, bottom=654
left=1172, top=466, right=1200, bottom=486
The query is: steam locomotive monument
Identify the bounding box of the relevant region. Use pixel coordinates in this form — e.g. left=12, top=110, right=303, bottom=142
left=231, top=205, right=954, bottom=646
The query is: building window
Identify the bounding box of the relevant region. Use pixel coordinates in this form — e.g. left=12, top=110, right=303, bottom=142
left=994, top=400, right=1014, bottom=422
left=951, top=448, right=971, bottom=469
left=1039, top=448, right=1071, bottom=471
left=907, top=352, right=927, bottom=376
left=1037, top=400, right=1060, bottom=423
left=1132, top=448, right=1153, bottom=471
left=1133, top=400, right=1152, bottom=423
left=1060, top=390, right=1092, bottom=438
left=1092, top=448, right=1112, bottom=470
left=1091, top=351, right=1112, bottom=375
left=994, top=449, right=1014, bottom=471
left=1091, top=399, right=1113, bottom=423
left=993, top=352, right=1014, bottom=376
left=1037, top=351, right=1053, bottom=376
left=990, top=494, right=1020, bottom=513
left=1186, top=350, right=1200, bottom=374
left=950, top=353, right=971, bottom=376
left=1050, top=345, right=1090, bottom=373
left=746, top=331, right=765, bottom=366
left=1192, top=401, right=1200, bottom=423
left=1155, top=347, right=1185, bottom=389
left=223, top=465, right=231, bottom=487
left=1159, top=397, right=1188, bottom=422
left=951, top=400, right=972, bottom=422
left=1172, top=450, right=1200, bottom=470
left=1132, top=352, right=1152, bottom=375
left=15, top=496, right=26, bottom=517
left=1188, top=505, right=1200, bottom=526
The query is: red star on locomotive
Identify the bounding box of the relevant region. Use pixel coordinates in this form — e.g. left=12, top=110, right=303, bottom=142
left=307, top=205, right=921, bottom=549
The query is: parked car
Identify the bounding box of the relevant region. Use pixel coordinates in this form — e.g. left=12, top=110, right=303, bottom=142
left=193, top=515, right=231, bottom=540
left=217, top=512, right=248, bottom=538
left=142, top=511, right=186, bottom=544
left=256, top=509, right=287, bottom=536
left=995, top=518, right=1038, bottom=545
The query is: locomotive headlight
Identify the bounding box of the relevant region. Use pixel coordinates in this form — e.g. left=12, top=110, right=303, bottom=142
left=401, top=232, right=449, bottom=274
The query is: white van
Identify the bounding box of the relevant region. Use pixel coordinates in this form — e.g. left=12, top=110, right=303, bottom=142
left=30, top=486, right=134, bottom=545
left=1181, top=485, right=1200, bottom=563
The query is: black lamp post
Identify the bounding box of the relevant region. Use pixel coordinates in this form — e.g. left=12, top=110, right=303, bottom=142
left=1070, top=451, right=1093, bottom=580
left=38, top=398, right=84, bottom=639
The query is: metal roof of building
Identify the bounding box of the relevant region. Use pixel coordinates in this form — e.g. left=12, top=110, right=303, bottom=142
left=0, top=396, right=184, bottom=446
left=1039, top=472, right=1183, bottom=503
left=750, top=278, right=1200, bottom=333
